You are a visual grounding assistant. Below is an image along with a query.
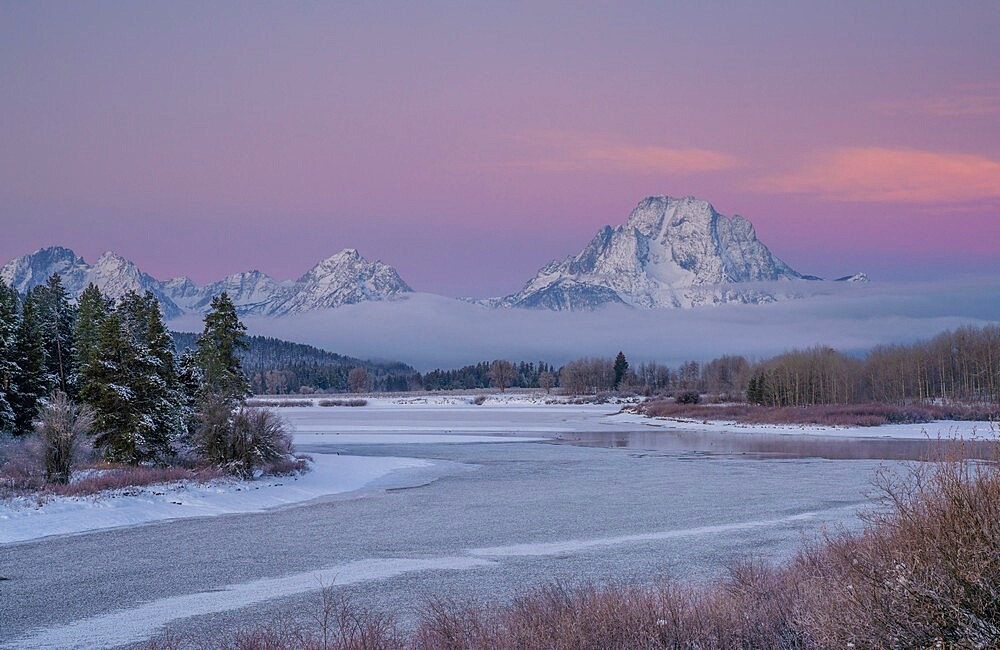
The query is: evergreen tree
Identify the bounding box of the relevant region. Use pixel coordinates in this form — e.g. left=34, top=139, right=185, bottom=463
left=192, top=293, right=250, bottom=466
left=194, top=293, right=250, bottom=406
left=32, top=274, right=77, bottom=394
left=10, top=292, right=51, bottom=435
left=79, top=301, right=178, bottom=464
left=0, top=281, right=20, bottom=434
left=613, top=351, right=629, bottom=389
left=80, top=312, right=147, bottom=463
left=73, top=283, right=110, bottom=395
left=123, top=292, right=185, bottom=440
left=176, top=349, right=202, bottom=435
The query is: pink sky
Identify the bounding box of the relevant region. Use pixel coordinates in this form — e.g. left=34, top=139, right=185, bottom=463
left=2, top=2, right=998, bottom=295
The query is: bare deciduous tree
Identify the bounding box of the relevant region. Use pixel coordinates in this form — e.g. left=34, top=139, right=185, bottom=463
left=35, top=391, right=94, bottom=484
left=488, top=360, right=516, bottom=393
left=348, top=367, right=370, bottom=394
left=538, top=371, right=555, bottom=394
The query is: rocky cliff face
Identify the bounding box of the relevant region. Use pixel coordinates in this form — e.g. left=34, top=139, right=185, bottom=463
left=1, top=247, right=184, bottom=318
left=1, top=247, right=411, bottom=318
left=494, top=196, right=808, bottom=310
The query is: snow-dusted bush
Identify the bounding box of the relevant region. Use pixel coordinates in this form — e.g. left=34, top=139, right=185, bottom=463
left=223, top=407, right=293, bottom=479
left=35, top=391, right=94, bottom=484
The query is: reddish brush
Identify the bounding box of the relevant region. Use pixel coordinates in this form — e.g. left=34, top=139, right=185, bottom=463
left=634, top=401, right=999, bottom=427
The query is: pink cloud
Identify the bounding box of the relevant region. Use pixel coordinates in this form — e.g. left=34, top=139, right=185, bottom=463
left=873, top=94, right=1000, bottom=117
left=509, top=131, right=739, bottom=175
left=752, top=147, right=1000, bottom=203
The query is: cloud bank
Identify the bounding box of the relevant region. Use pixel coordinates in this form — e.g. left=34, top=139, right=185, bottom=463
left=170, top=279, right=1000, bottom=371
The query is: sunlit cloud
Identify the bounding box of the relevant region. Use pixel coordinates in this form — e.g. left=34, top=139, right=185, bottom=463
left=509, top=131, right=739, bottom=175
left=873, top=94, right=1000, bottom=117
left=751, top=147, right=1000, bottom=203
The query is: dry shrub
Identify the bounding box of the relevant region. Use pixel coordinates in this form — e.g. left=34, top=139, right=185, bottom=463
left=262, top=454, right=311, bottom=476
left=794, top=447, right=1000, bottom=647
left=318, top=399, right=368, bottom=407
left=468, top=395, right=487, bottom=406
left=35, top=391, right=94, bottom=484
left=635, top=401, right=999, bottom=427
left=0, top=436, right=47, bottom=497
left=675, top=390, right=701, bottom=405
left=225, top=407, right=294, bottom=479
left=246, top=399, right=314, bottom=408
left=49, top=465, right=222, bottom=497
left=414, top=573, right=809, bottom=650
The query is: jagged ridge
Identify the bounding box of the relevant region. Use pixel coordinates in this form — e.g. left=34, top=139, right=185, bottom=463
left=493, top=195, right=851, bottom=310
left=1, top=247, right=411, bottom=317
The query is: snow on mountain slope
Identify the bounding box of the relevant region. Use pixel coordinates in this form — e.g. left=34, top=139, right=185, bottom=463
left=1, top=247, right=183, bottom=318
left=1, top=245, right=89, bottom=295
left=494, top=196, right=812, bottom=310
left=1, top=247, right=411, bottom=317
left=269, top=249, right=412, bottom=315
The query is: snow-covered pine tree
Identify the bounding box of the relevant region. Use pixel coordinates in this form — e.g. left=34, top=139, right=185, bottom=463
left=194, top=292, right=250, bottom=407
left=10, top=291, right=51, bottom=435
left=80, top=311, right=143, bottom=462
left=192, top=293, right=250, bottom=467
left=120, top=291, right=185, bottom=444
left=73, top=283, right=110, bottom=395
left=0, top=280, right=20, bottom=434
left=32, top=274, right=77, bottom=395
left=80, top=297, right=180, bottom=464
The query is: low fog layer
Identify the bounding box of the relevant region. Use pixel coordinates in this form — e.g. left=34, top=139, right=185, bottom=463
left=168, top=280, right=1000, bottom=371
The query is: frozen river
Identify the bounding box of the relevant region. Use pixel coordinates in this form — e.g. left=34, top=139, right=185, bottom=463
left=1, top=397, right=964, bottom=649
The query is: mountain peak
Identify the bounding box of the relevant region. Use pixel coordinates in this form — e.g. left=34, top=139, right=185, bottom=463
left=2, top=246, right=413, bottom=318
left=496, top=195, right=804, bottom=310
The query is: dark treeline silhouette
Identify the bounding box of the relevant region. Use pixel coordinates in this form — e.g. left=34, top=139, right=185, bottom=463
left=420, top=361, right=556, bottom=391
left=171, top=332, right=418, bottom=394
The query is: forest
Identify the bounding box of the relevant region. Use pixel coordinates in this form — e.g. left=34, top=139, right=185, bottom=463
left=171, top=332, right=418, bottom=394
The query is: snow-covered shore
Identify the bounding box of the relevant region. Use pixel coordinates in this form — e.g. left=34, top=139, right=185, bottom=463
left=613, top=411, right=998, bottom=440
left=276, top=393, right=997, bottom=442
left=0, top=453, right=429, bottom=545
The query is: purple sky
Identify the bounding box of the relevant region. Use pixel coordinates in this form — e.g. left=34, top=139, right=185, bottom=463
left=2, top=2, right=999, bottom=296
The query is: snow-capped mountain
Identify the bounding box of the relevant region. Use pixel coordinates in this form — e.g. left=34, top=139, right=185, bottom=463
left=269, top=249, right=412, bottom=315
left=1, top=247, right=411, bottom=318
left=1, top=246, right=184, bottom=318
left=834, top=272, right=870, bottom=283
left=494, top=195, right=821, bottom=310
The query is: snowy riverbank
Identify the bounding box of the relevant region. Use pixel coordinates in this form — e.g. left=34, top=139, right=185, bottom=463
left=0, top=453, right=428, bottom=545
left=613, top=411, right=998, bottom=440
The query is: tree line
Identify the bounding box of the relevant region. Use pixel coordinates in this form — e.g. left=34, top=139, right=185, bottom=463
left=747, top=326, right=1000, bottom=406
left=170, top=332, right=417, bottom=394
left=0, top=274, right=290, bottom=483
